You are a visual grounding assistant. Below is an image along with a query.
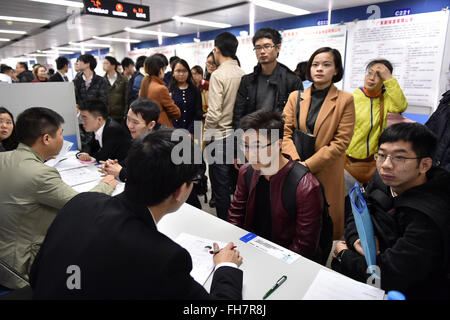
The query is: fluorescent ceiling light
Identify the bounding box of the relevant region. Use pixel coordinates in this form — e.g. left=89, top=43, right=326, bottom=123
left=0, top=15, right=51, bottom=24
left=251, top=0, right=310, bottom=16
left=93, top=36, right=141, bottom=43
left=53, top=46, right=84, bottom=51
left=124, top=27, right=179, bottom=37
left=68, top=42, right=111, bottom=48
left=27, top=53, right=58, bottom=57
left=43, top=50, right=75, bottom=54
left=28, top=0, right=84, bottom=8
left=0, top=29, right=27, bottom=35
left=0, top=38, right=11, bottom=42
left=172, top=16, right=231, bottom=29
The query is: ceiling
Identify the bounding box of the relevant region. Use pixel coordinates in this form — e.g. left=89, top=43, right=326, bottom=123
left=0, top=0, right=391, bottom=59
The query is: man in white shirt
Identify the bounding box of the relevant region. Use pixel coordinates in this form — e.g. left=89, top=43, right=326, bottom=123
left=0, top=64, right=14, bottom=83
left=204, top=32, right=245, bottom=220
left=77, top=99, right=131, bottom=162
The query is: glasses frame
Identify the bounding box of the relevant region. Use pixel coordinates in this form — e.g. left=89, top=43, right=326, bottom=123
left=374, top=152, right=420, bottom=166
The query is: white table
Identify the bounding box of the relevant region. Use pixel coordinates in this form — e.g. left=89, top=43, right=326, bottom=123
left=158, top=203, right=334, bottom=300
left=60, top=153, right=385, bottom=300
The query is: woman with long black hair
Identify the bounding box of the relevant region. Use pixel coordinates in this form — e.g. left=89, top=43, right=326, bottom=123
left=168, top=59, right=203, bottom=134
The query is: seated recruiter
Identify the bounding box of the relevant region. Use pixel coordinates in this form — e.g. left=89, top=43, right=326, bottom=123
left=30, top=128, right=243, bottom=299
left=345, top=59, right=407, bottom=184
left=100, top=98, right=204, bottom=210
left=100, top=98, right=163, bottom=182
left=77, top=99, right=131, bottom=162
left=0, top=107, right=116, bottom=290
left=332, top=123, right=450, bottom=299
left=227, top=109, right=326, bottom=262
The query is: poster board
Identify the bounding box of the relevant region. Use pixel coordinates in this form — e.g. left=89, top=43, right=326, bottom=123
left=344, top=10, right=449, bottom=112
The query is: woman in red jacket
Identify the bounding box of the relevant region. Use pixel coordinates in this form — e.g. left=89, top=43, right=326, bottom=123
left=31, top=65, right=49, bottom=82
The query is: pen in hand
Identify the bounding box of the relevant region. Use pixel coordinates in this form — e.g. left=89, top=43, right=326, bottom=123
left=263, top=275, right=287, bottom=300
left=209, top=246, right=236, bottom=254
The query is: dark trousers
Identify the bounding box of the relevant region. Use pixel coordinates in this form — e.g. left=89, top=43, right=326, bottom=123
left=206, top=136, right=238, bottom=220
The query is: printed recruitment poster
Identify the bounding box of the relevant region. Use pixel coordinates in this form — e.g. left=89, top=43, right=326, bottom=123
left=344, top=10, right=449, bottom=108
left=278, top=24, right=347, bottom=90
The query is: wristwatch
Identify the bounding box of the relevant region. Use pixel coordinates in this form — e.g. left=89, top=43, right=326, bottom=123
left=336, top=249, right=347, bottom=262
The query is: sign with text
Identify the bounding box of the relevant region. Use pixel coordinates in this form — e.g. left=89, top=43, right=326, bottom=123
left=83, top=0, right=149, bottom=21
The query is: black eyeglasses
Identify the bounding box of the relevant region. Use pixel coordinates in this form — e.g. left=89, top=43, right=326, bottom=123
left=374, top=153, right=420, bottom=166
left=253, top=44, right=276, bottom=52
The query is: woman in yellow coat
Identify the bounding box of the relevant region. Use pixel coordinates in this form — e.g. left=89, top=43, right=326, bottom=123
left=345, top=59, right=407, bottom=183
left=282, top=47, right=355, bottom=240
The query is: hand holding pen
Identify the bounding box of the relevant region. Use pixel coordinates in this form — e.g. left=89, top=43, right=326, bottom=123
left=211, top=242, right=243, bottom=267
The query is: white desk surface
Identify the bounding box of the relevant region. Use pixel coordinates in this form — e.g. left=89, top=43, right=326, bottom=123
left=158, top=203, right=332, bottom=300
left=60, top=153, right=384, bottom=300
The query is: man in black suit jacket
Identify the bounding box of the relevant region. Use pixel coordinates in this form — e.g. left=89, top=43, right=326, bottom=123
left=30, top=129, right=243, bottom=299
left=77, top=99, right=131, bottom=162
left=49, top=56, right=70, bottom=82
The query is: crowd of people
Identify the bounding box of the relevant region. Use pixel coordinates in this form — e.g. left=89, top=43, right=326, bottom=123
left=0, top=27, right=449, bottom=300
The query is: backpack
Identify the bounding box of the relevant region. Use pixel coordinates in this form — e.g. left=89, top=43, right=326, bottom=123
left=245, top=163, right=333, bottom=265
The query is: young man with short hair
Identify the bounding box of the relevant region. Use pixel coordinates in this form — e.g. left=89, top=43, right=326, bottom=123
left=204, top=32, right=245, bottom=220
left=77, top=99, right=131, bottom=162
left=228, top=109, right=328, bottom=262
left=50, top=56, right=69, bottom=82
left=233, top=27, right=302, bottom=128
left=73, top=54, right=108, bottom=109
left=0, top=107, right=116, bottom=290
left=121, top=57, right=135, bottom=80
left=333, top=123, right=450, bottom=299
left=30, top=129, right=243, bottom=299
left=100, top=98, right=162, bottom=181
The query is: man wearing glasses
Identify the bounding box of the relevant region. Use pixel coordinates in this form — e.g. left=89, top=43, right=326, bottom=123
left=233, top=27, right=302, bottom=129
left=333, top=123, right=450, bottom=299
left=228, top=109, right=326, bottom=262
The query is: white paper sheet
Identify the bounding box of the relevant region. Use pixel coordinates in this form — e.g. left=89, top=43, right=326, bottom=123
left=303, top=269, right=385, bottom=300
left=59, top=166, right=101, bottom=187
left=174, top=233, right=227, bottom=285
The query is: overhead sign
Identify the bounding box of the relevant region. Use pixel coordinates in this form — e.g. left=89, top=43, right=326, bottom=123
left=83, top=0, right=150, bottom=22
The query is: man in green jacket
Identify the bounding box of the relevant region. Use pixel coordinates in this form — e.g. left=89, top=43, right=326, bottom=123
left=0, top=107, right=116, bottom=290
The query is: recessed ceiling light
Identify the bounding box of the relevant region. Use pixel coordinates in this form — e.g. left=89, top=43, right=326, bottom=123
left=0, top=38, right=11, bottom=42
left=172, top=16, right=231, bottom=29
left=0, top=15, right=51, bottom=24
left=28, top=0, right=84, bottom=8
left=93, top=36, right=141, bottom=43
left=0, top=29, right=27, bottom=35
left=251, top=0, right=310, bottom=16
left=124, top=27, right=179, bottom=37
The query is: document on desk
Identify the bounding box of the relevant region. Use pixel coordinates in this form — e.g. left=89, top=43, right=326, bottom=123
left=59, top=166, right=100, bottom=187
left=174, top=233, right=227, bottom=285
left=240, top=233, right=299, bottom=264
left=302, top=269, right=385, bottom=300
